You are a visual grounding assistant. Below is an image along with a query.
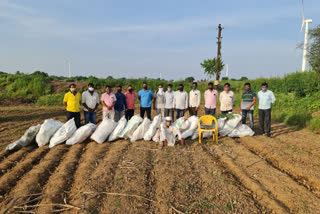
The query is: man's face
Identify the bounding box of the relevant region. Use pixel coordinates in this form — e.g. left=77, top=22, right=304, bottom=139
left=261, top=86, right=268, bottom=91
left=224, top=86, right=230, bottom=91
left=106, top=87, right=111, bottom=93
left=70, top=85, right=76, bottom=91
left=158, top=85, right=163, bottom=89
left=178, top=86, right=183, bottom=91
left=192, top=84, right=197, bottom=89
left=143, top=84, right=147, bottom=89
left=117, top=87, right=122, bottom=92
left=128, top=86, right=132, bottom=91
left=166, top=120, right=171, bottom=127
left=245, top=85, right=250, bottom=91
left=167, top=86, right=172, bottom=91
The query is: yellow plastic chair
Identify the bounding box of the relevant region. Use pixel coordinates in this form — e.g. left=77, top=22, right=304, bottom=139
left=198, top=115, right=218, bottom=143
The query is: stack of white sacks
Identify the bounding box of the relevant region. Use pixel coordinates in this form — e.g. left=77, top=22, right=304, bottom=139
left=6, top=113, right=254, bottom=151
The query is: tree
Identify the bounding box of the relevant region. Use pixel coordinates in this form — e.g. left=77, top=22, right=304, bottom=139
left=222, top=77, right=229, bottom=81
left=308, top=25, right=320, bottom=73
left=239, top=76, right=248, bottom=81
left=200, top=58, right=224, bottom=79
left=185, top=76, right=195, bottom=83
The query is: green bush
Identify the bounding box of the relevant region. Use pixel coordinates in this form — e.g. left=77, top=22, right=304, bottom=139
left=36, top=94, right=64, bottom=106
left=284, top=111, right=312, bottom=129
left=308, top=116, right=320, bottom=132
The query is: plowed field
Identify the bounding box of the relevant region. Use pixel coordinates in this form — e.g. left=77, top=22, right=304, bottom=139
left=1, top=106, right=320, bottom=214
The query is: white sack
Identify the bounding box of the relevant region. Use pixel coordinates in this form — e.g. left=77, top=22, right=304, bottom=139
left=228, top=124, right=255, bottom=138
left=66, top=123, right=96, bottom=145
left=36, top=119, right=64, bottom=147
left=144, top=114, right=162, bottom=141
left=181, top=116, right=199, bottom=139
left=49, top=118, right=77, bottom=148
left=108, top=116, right=127, bottom=141
left=131, top=117, right=152, bottom=143
left=172, top=117, right=185, bottom=130
left=219, top=114, right=242, bottom=136
left=119, top=115, right=143, bottom=139
left=216, top=118, right=227, bottom=133
left=191, top=128, right=199, bottom=140
left=91, top=118, right=117, bottom=144
left=6, top=124, right=41, bottom=151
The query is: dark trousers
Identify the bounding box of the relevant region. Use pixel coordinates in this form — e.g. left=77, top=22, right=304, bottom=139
left=125, top=109, right=134, bottom=121
left=164, top=108, right=174, bottom=120
left=205, top=107, right=216, bottom=116
left=140, top=107, right=151, bottom=120
left=176, top=109, right=185, bottom=120
left=67, top=111, right=81, bottom=128
left=84, top=111, right=96, bottom=124
left=189, top=107, right=198, bottom=116
left=259, top=109, right=271, bottom=135
left=221, top=110, right=232, bottom=114
left=242, top=110, right=254, bottom=129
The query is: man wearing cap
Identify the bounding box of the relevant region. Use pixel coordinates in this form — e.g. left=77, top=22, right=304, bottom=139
left=153, top=116, right=185, bottom=146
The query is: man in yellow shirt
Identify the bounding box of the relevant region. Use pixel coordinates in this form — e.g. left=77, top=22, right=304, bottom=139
left=63, top=84, right=81, bottom=128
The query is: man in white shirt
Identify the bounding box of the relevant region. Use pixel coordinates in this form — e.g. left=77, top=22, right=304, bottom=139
left=219, top=83, right=235, bottom=114
left=189, top=82, right=201, bottom=116
left=164, top=84, right=175, bottom=120
left=154, top=84, right=166, bottom=117
left=82, top=83, right=99, bottom=124
left=258, top=82, right=276, bottom=138
left=153, top=116, right=185, bottom=146
left=173, top=84, right=188, bottom=120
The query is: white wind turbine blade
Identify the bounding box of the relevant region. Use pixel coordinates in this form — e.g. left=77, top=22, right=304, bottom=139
left=300, top=0, right=305, bottom=32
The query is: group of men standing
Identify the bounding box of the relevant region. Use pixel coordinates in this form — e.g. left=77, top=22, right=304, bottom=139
left=63, top=80, right=275, bottom=138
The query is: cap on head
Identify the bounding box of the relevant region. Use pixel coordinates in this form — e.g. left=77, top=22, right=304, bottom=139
left=165, top=116, right=172, bottom=121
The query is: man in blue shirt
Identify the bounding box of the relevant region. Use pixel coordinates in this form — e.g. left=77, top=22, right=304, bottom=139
left=258, top=82, right=276, bottom=138
left=114, top=86, right=127, bottom=122
left=138, top=82, right=153, bottom=119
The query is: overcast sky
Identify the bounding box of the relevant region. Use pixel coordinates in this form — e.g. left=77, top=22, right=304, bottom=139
left=0, top=0, right=319, bottom=80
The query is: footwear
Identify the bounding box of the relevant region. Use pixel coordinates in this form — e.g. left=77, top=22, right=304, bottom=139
left=267, top=134, right=272, bottom=138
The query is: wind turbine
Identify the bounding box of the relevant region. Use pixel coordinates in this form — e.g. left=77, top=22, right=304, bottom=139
left=300, top=0, right=312, bottom=72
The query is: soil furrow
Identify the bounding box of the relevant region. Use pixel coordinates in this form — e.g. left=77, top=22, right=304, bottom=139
left=66, top=140, right=130, bottom=213
left=240, top=137, right=320, bottom=196
left=0, top=146, right=35, bottom=177
left=152, top=146, right=178, bottom=213
left=0, top=146, right=49, bottom=199
left=193, top=143, right=267, bottom=213
left=35, top=144, right=85, bottom=213
left=211, top=137, right=320, bottom=213
left=0, top=150, right=12, bottom=163
left=0, top=145, right=68, bottom=213
left=99, top=141, right=159, bottom=214
left=63, top=142, right=111, bottom=212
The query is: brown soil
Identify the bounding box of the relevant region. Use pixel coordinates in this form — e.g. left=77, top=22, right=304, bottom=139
left=0, top=105, right=319, bottom=213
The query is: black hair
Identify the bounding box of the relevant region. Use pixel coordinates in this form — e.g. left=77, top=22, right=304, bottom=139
left=143, top=82, right=147, bottom=85
left=244, top=82, right=251, bottom=87
left=117, top=85, right=122, bottom=89
left=192, top=82, right=198, bottom=86
left=178, top=84, right=184, bottom=87
left=158, top=84, right=163, bottom=87
left=105, top=85, right=112, bottom=89
left=168, top=84, right=173, bottom=87
left=88, top=83, right=94, bottom=87
left=128, top=85, right=132, bottom=87
left=261, top=82, right=268, bottom=87
left=224, top=83, right=230, bottom=87
left=208, top=82, right=213, bottom=86
left=69, top=83, right=76, bottom=88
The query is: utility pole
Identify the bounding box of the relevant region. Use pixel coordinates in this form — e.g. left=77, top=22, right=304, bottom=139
left=215, top=24, right=222, bottom=89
